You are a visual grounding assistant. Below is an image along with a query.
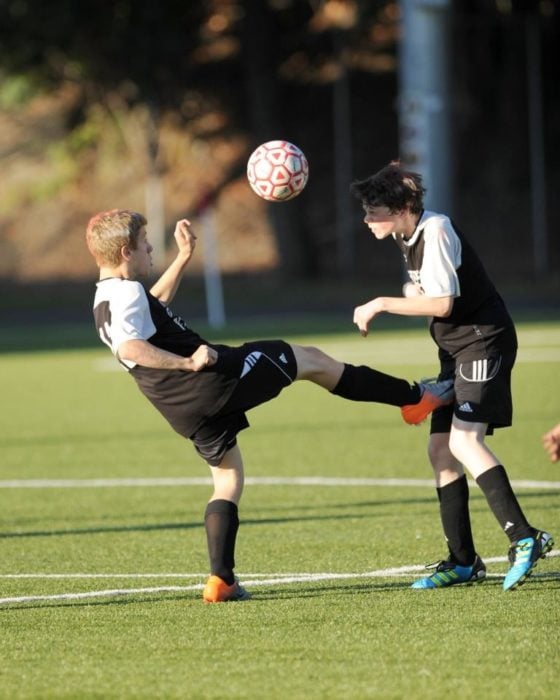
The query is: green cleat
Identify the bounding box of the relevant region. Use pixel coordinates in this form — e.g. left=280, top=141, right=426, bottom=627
left=412, top=555, right=486, bottom=589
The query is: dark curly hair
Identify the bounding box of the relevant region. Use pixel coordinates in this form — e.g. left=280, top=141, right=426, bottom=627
left=350, top=161, right=426, bottom=215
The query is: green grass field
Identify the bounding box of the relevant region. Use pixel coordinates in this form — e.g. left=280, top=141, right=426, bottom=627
left=1, top=320, right=559, bottom=699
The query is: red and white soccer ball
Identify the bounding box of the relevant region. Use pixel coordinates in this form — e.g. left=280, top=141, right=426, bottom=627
left=247, top=140, right=309, bottom=202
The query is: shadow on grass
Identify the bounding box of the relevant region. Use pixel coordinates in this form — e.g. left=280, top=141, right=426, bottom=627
left=0, top=495, right=439, bottom=539
left=0, top=505, right=423, bottom=540
left=1, top=490, right=557, bottom=540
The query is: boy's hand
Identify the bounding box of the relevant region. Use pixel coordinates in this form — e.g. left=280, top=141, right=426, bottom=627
left=353, top=299, right=382, bottom=337
left=174, top=219, right=197, bottom=260
left=188, top=344, right=218, bottom=372
left=542, top=423, right=560, bottom=463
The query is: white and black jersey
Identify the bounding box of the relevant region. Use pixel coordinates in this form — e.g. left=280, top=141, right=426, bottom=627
left=93, top=278, right=240, bottom=437
left=393, top=211, right=516, bottom=358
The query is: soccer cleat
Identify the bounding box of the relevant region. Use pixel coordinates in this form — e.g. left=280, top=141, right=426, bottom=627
left=401, top=377, right=455, bottom=425
left=411, top=555, right=487, bottom=589
left=202, top=575, right=251, bottom=603
left=503, top=530, right=554, bottom=591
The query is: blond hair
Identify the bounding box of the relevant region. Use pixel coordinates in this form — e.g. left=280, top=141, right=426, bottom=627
left=86, top=209, right=147, bottom=267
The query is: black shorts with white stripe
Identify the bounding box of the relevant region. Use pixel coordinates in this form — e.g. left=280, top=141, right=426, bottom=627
left=191, top=340, right=297, bottom=465
left=430, top=349, right=517, bottom=435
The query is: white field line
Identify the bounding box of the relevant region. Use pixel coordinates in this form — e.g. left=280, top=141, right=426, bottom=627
left=1, top=477, right=559, bottom=489
left=0, top=551, right=558, bottom=606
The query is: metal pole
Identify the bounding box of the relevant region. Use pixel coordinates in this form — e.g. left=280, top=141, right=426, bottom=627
left=200, top=207, right=226, bottom=329
left=398, top=0, right=452, bottom=214
left=144, top=102, right=166, bottom=271
left=333, top=30, right=353, bottom=275
left=526, top=13, right=548, bottom=276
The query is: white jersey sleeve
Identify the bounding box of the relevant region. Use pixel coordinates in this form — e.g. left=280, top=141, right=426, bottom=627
left=420, top=216, right=462, bottom=298
left=110, top=280, right=156, bottom=352
left=94, top=279, right=157, bottom=367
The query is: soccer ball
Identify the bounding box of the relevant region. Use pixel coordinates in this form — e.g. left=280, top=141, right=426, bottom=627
left=247, top=140, right=309, bottom=202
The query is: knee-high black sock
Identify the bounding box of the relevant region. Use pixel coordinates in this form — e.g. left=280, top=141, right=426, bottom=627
left=204, top=499, right=239, bottom=585
left=330, top=364, right=421, bottom=406
left=476, top=465, right=533, bottom=543
left=437, top=475, right=476, bottom=566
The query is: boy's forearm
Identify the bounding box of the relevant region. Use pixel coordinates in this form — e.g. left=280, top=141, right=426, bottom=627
left=376, top=295, right=454, bottom=317
left=117, top=338, right=216, bottom=372
left=150, top=253, right=192, bottom=304
left=118, top=338, right=193, bottom=370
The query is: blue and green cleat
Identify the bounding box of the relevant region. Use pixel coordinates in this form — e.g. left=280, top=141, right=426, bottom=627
left=503, top=530, right=554, bottom=591
left=411, top=555, right=486, bottom=589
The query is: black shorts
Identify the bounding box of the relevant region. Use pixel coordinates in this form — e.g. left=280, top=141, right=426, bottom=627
left=430, top=348, right=517, bottom=436
left=191, top=340, right=297, bottom=465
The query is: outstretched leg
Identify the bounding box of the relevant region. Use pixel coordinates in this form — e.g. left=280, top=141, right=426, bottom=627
left=290, top=344, right=453, bottom=421
left=291, top=344, right=412, bottom=402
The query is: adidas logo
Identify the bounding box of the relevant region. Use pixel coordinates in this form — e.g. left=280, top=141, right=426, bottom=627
left=240, top=351, right=262, bottom=378
left=458, top=402, right=473, bottom=413
left=279, top=353, right=287, bottom=364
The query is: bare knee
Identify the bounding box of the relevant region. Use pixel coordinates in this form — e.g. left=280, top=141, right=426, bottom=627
left=293, top=344, right=332, bottom=374
left=291, top=344, right=343, bottom=389
left=428, top=433, right=451, bottom=467
left=428, top=433, right=464, bottom=484
left=448, top=427, right=479, bottom=463
left=209, top=444, right=245, bottom=504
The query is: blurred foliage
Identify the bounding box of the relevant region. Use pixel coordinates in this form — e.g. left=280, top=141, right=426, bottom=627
left=0, top=0, right=558, bottom=285
left=0, top=0, right=401, bottom=278
left=0, top=1, right=394, bottom=109
left=0, top=72, right=41, bottom=107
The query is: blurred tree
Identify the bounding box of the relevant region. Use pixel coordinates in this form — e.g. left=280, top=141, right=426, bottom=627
left=0, top=0, right=404, bottom=276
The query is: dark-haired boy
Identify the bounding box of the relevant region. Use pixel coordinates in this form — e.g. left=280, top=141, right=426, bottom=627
left=351, top=162, right=553, bottom=591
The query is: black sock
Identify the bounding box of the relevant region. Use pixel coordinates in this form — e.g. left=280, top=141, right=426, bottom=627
left=476, top=465, right=533, bottom=542
left=330, top=364, right=421, bottom=406
left=204, top=499, right=239, bottom=585
left=437, top=475, right=476, bottom=566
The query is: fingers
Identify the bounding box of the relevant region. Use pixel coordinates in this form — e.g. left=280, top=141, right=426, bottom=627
left=175, top=219, right=197, bottom=242
left=353, top=308, right=369, bottom=337
left=542, top=428, right=560, bottom=462
left=354, top=324, right=368, bottom=337
left=205, top=348, right=218, bottom=366
left=194, top=344, right=217, bottom=371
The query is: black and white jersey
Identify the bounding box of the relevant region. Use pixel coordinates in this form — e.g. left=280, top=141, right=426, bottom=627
left=93, top=278, right=209, bottom=368
left=393, top=211, right=516, bottom=356
left=93, top=278, right=239, bottom=437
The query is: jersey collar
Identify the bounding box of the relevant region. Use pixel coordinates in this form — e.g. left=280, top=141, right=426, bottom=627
left=395, top=209, right=429, bottom=247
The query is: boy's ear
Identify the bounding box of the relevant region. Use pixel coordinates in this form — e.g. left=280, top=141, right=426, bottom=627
left=121, top=244, right=132, bottom=261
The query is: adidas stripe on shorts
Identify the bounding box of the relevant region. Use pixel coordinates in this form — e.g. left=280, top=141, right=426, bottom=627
left=430, top=349, right=517, bottom=435
left=191, top=340, right=297, bottom=465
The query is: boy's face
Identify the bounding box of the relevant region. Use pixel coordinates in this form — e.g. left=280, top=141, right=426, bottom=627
left=362, top=204, right=408, bottom=239
left=126, top=227, right=153, bottom=277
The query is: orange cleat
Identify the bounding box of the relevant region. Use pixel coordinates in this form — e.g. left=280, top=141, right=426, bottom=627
left=202, top=575, right=251, bottom=603
left=401, top=378, right=454, bottom=426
